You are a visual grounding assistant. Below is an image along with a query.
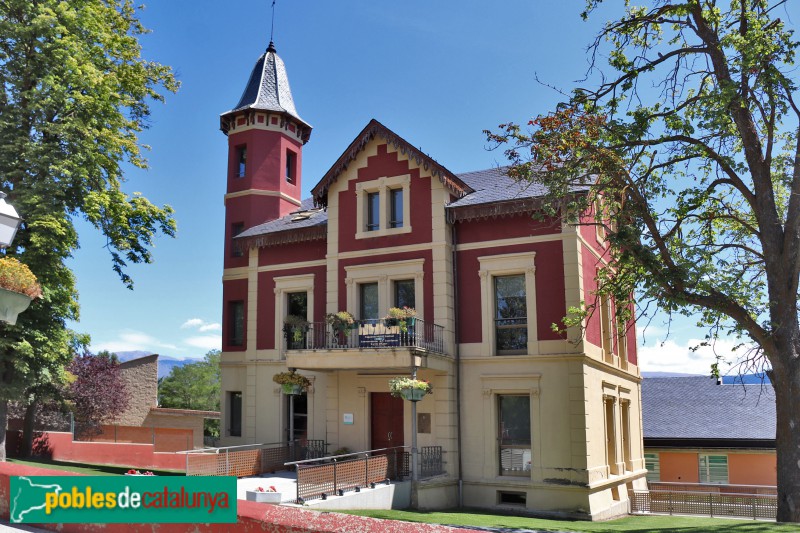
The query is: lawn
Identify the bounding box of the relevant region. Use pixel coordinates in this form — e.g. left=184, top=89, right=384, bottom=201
left=340, top=509, right=795, bottom=532
left=7, top=457, right=183, bottom=476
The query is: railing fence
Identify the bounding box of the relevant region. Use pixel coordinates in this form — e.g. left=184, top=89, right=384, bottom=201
left=288, top=445, right=445, bottom=504
left=630, top=483, right=777, bottom=520
left=182, top=439, right=327, bottom=476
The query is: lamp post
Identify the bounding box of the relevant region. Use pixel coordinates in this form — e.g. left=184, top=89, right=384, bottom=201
left=410, top=366, right=419, bottom=482
left=0, top=192, right=21, bottom=247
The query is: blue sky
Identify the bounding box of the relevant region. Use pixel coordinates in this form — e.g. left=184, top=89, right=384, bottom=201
left=67, top=0, right=729, bottom=374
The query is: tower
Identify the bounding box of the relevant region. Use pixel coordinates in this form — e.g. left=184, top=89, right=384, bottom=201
left=221, top=41, right=312, bottom=354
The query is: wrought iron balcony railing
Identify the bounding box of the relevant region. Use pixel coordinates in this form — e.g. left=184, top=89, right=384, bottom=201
left=283, top=317, right=445, bottom=355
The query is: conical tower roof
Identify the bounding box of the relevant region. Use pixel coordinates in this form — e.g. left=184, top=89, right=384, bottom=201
left=221, top=42, right=311, bottom=137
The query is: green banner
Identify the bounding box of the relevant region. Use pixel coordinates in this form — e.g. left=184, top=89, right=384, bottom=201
left=10, top=476, right=237, bottom=523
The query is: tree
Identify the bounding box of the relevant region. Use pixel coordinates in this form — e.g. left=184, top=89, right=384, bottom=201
left=487, top=0, right=800, bottom=522
left=66, top=351, right=129, bottom=438
left=158, top=350, right=221, bottom=437
left=0, top=0, right=177, bottom=461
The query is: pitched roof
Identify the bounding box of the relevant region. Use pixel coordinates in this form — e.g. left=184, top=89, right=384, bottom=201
left=221, top=42, right=311, bottom=137
left=235, top=197, right=328, bottom=248
left=642, top=376, right=775, bottom=442
left=311, top=119, right=472, bottom=207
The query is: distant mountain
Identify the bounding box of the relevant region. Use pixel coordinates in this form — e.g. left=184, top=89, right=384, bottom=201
left=641, top=371, right=702, bottom=378
left=641, top=371, right=771, bottom=384
left=113, top=351, right=201, bottom=379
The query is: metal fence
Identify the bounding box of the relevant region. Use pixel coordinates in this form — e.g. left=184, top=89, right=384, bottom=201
left=182, top=439, right=327, bottom=476
left=287, top=445, right=445, bottom=504
left=283, top=318, right=446, bottom=355
left=630, top=484, right=778, bottom=520
left=288, top=447, right=409, bottom=504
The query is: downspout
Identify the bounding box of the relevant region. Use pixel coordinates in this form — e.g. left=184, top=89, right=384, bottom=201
left=450, top=219, right=464, bottom=508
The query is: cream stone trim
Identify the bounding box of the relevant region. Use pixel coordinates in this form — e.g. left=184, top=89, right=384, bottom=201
left=246, top=247, right=259, bottom=354
left=256, top=259, right=327, bottom=273
left=224, top=189, right=302, bottom=207
left=455, top=232, right=572, bottom=252
left=480, top=373, right=542, bottom=480
left=335, top=241, right=441, bottom=260
left=478, top=251, right=538, bottom=356
left=344, top=259, right=424, bottom=319
left=222, top=267, right=248, bottom=281
left=354, top=174, right=412, bottom=239
left=273, top=273, right=315, bottom=353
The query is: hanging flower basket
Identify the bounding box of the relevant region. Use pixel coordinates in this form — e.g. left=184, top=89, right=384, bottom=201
left=272, top=371, right=311, bottom=394
left=281, top=383, right=304, bottom=395
left=0, top=258, right=41, bottom=325
left=389, top=377, right=433, bottom=401
left=0, top=287, right=33, bottom=325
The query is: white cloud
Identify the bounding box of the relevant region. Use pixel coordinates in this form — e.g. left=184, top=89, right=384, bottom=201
left=184, top=335, right=222, bottom=351
left=181, top=318, right=204, bottom=329
left=638, top=337, right=754, bottom=376
left=181, top=318, right=220, bottom=333
left=92, top=330, right=180, bottom=354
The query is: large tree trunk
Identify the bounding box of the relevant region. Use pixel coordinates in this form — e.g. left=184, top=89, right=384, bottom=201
left=0, top=399, right=7, bottom=461
left=20, top=399, right=37, bottom=457
left=772, top=357, right=800, bottom=522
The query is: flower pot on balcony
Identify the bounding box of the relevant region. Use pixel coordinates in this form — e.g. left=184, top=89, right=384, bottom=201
left=246, top=491, right=282, bottom=504
left=282, top=383, right=304, bottom=395
left=0, top=287, right=33, bottom=325
left=400, top=388, right=427, bottom=401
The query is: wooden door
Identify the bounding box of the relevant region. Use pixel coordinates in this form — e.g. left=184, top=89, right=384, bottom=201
left=370, top=392, right=404, bottom=451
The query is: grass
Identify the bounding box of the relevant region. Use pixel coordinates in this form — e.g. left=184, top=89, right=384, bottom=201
left=7, top=457, right=183, bottom=476
left=339, top=509, right=796, bottom=532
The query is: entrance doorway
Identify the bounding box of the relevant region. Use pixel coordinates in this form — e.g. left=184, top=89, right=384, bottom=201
left=370, top=392, right=404, bottom=450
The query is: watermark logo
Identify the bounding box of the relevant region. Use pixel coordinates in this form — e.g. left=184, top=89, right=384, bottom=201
left=10, top=476, right=237, bottom=523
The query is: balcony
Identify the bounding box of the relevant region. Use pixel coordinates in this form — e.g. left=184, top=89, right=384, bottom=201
left=283, top=318, right=450, bottom=371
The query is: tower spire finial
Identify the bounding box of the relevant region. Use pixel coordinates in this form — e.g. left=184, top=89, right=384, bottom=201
left=268, top=0, right=276, bottom=49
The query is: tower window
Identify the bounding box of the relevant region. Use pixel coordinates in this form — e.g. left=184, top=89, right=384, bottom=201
left=236, top=146, right=247, bottom=178
left=231, top=222, right=245, bottom=258
left=286, top=150, right=297, bottom=184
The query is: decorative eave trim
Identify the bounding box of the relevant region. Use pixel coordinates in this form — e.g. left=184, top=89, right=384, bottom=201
left=311, top=119, right=473, bottom=207
left=219, top=109, right=312, bottom=144
left=447, top=198, right=545, bottom=223
left=235, top=224, right=327, bottom=250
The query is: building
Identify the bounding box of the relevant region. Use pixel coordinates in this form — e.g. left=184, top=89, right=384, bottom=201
left=642, top=376, right=776, bottom=486
left=218, top=40, right=646, bottom=519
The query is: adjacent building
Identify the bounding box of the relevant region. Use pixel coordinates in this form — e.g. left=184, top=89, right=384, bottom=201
left=642, top=376, right=776, bottom=487
left=219, top=40, right=646, bottom=519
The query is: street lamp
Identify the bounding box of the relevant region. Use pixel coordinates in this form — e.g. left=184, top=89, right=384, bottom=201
left=0, top=192, right=21, bottom=247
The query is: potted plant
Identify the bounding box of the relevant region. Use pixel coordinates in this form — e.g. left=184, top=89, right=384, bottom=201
left=125, top=469, right=155, bottom=476
left=273, top=371, right=311, bottom=395
left=0, top=257, right=42, bottom=325
left=389, top=376, right=433, bottom=402
left=384, top=307, right=416, bottom=333
left=246, top=485, right=281, bottom=504
left=326, top=311, right=355, bottom=334
left=283, top=314, right=309, bottom=349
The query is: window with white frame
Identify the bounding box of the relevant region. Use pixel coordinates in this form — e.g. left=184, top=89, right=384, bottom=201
left=355, top=175, right=412, bottom=239
left=478, top=252, right=537, bottom=356
left=273, top=274, right=315, bottom=351
left=699, top=454, right=728, bottom=484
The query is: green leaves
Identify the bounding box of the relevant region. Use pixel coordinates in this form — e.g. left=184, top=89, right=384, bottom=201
left=0, top=0, right=177, bottom=412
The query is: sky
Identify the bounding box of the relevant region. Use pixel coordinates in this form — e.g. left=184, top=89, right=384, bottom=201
left=63, top=0, right=753, bottom=375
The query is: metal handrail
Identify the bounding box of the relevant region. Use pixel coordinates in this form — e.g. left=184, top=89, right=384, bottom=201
left=284, top=445, right=409, bottom=467
left=176, top=440, right=288, bottom=454
left=282, top=317, right=447, bottom=355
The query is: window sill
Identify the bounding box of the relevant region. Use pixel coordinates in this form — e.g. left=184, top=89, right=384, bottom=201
left=355, top=225, right=412, bottom=240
